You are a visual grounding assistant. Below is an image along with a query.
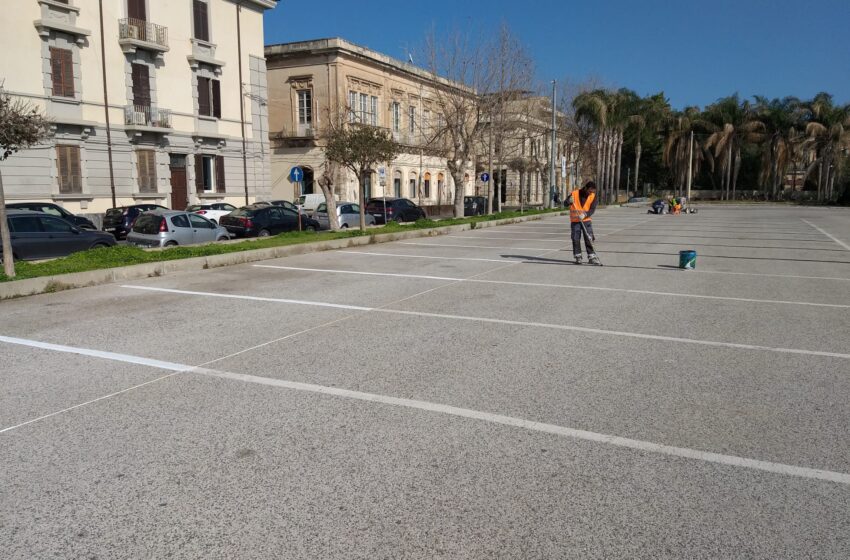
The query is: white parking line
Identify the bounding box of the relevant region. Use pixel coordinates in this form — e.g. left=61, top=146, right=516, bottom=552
left=447, top=235, right=564, bottom=243
left=2, top=335, right=848, bottom=486
left=801, top=219, right=850, bottom=251
left=335, top=250, right=850, bottom=281
left=121, top=286, right=850, bottom=360
left=251, top=265, right=850, bottom=309
left=399, top=242, right=566, bottom=251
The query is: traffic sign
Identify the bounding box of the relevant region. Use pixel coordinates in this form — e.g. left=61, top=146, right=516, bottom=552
left=378, top=167, right=386, bottom=179
left=289, top=166, right=304, bottom=183
left=480, top=173, right=490, bottom=183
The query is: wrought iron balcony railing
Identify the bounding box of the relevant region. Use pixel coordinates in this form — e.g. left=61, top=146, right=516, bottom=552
left=119, top=18, right=168, bottom=49
left=124, top=105, right=172, bottom=129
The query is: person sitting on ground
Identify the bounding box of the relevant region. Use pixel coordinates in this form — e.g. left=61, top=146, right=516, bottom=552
left=568, top=182, right=601, bottom=265
left=649, top=199, right=666, bottom=214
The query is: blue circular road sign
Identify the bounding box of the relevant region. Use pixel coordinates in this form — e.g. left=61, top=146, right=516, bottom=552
left=289, top=166, right=304, bottom=182
left=480, top=173, right=490, bottom=182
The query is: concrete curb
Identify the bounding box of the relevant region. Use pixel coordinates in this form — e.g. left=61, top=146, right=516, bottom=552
left=0, top=212, right=568, bottom=300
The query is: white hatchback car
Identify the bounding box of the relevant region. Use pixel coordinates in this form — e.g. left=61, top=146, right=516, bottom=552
left=312, top=201, right=376, bottom=229
left=187, top=202, right=238, bottom=224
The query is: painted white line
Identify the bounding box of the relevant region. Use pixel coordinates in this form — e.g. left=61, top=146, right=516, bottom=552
left=2, top=335, right=848, bottom=485
left=124, top=286, right=850, bottom=360
left=254, top=264, right=461, bottom=282
left=399, top=242, right=566, bottom=251
left=447, top=235, right=564, bottom=243
left=337, top=250, right=850, bottom=281
left=0, top=335, right=192, bottom=372
left=121, top=285, right=372, bottom=311
left=339, top=250, right=506, bottom=263
left=251, top=265, right=850, bottom=309
left=801, top=219, right=850, bottom=251
left=0, top=373, right=179, bottom=434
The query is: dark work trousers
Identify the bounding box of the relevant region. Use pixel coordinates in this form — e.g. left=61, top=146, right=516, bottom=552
left=571, top=221, right=595, bottom=256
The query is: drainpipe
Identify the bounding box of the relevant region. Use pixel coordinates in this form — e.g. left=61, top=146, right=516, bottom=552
left=236, top=2, right=249, bottom=205
left=98, top=0, right=117, bottom=207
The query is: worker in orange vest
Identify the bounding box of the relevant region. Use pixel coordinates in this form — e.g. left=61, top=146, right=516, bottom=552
left=569, top=181, right=600, bottom=265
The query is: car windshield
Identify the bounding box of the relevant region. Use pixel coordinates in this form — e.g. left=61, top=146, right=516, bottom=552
left=230, top=208, right=252, bottom=217
left=132, top=214, right=161, bottom=234
left=186, top=205, right=203, bottom=212
left=106, top=208, right=124, bottom=217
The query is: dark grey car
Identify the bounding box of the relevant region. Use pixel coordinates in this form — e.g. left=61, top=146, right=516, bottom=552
left=1, top=210, right=116, bottom=261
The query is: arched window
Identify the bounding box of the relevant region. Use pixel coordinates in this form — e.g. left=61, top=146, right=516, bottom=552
left=408, top=171, right=418, bottom=199
left=423, top=172, right=432, bottom=198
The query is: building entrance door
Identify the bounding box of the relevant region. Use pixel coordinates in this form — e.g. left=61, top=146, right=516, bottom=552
left=170, top=155, right=188, bottom=210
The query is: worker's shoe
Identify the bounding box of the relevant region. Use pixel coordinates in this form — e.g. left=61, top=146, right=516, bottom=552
left=574, top=255, right=583, bottom=265
left=588, top=254, right=602, bottom=266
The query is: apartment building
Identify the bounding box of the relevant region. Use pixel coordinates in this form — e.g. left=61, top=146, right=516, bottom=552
left=0, top=0, right=277, bottom=215
left=265, top=38, right=475, bottom=211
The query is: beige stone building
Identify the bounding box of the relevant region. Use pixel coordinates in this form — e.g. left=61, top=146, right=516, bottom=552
left=265, top=38, right=476, bottom=212
left=0, top=0, right=277, bottom=215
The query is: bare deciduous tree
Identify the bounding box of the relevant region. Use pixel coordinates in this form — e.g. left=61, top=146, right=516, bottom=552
left=0, top=87, right=49, bottom=278
left=316, top=159, right=340, bottom=231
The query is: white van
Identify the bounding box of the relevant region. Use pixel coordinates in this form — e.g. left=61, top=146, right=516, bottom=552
left=296, top=193, right=325, bottom=212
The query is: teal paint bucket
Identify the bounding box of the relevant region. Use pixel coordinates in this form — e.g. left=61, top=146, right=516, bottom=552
left=679, top=250, right=697, bottom=270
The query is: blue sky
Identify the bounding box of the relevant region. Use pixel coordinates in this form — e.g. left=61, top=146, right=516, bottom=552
left=264, top=0, right=850, bottom=110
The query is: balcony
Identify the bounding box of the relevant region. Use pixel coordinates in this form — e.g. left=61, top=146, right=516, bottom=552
left=124, top=105, right=172, bottom=133
left=118, top=18, right=169, bottom=56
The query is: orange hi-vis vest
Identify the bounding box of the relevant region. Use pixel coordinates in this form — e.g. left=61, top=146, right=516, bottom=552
left=569, top=189, right=595, bottom=223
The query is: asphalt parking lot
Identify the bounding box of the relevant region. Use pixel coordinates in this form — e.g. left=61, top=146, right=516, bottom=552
left=2, top=205, right=849, bottom=559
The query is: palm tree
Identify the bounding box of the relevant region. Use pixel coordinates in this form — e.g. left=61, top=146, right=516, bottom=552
left=573, top=89, right=610, bottom=201
left=802, top=93, right=850, bottom=201
left=626, top=92, right=669, bottom=196
left=663, top=107, right=704, bottom=195
left=754, top=96, right=803, bottom=200
left=703, top=95, right=763, bottom=200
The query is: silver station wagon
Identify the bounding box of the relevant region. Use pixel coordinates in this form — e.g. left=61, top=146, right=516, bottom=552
left=127, top=210, right=231, bottom=248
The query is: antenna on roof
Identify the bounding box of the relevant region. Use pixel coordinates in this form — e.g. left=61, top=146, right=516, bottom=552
left=408, top=53, right=415, bottom=65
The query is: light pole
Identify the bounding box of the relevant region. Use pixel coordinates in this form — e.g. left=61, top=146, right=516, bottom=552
left=549, top=80, right=557, bottom=209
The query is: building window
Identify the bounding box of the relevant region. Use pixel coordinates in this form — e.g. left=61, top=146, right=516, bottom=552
left=297, top=89, right=312, bottom=125
left=195, top=154, right=225, bottom=193
left=359, top=93, right=368, bottom=122
left=128, top=0, right=147, bottom=21
left=55, top=145, right=82, bottom=194
left=131, top=63, right=151, bottom=109
left=136, top=150, right=157, bottom=193
left=348, top=90, right=357, bottom=122
left=423, top=173, right=431, bottom=198
left=197, top=76, right=221, bottom=118
left=370, top=96, right=378, bottom=126
left=49, top=47, right=74, bottom=98
left=409, top=106, right=416, bottom=133
left=409, top=178, right=417, bottom=198
left=392, top=102, right=400, bottom=132
left=193, top=0, right=210, bottom=42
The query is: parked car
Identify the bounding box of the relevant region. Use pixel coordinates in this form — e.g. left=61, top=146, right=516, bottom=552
left=1, top=210, right=116, bottom=261
left=126, top=210, right=231, bottom=248
left=464, top=196, right=487, bottom=216
left=186, top=202, right=238, bottom=224
left=312, top=201, right=375, bottom=229
left=7, top=202, right=97, bottom=231
left=295, top=193, right=325, bottom=212
left=220, top=204, right=320, bottom=237
left=365, top=198, right=427, bottom=224
left=103, top=204, right=168, bottom=239
left=268, top=200, right=302, bottom=213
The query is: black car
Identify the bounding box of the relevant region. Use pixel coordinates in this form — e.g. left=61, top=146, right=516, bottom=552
left=464, top=196, right=487, bottom=216
left=219, top=204, right=320, bottom=237
left=103, top=204, right=168, bottom=239
left=268, top=200, right=302, bottom=213
left=365, top=198, right=427, bottom=224
left=1, top=210, right=116, bottom=261
left=7, top=202, right=97, bottom=230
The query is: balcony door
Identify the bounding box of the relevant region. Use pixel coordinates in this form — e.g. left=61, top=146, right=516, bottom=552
left=128, top=0, right=146, bottom=21
left=127, top=0, right=148, bottom=21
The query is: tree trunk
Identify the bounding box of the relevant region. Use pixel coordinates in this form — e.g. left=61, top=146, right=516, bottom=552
left=0, top=166, right=15, bottom=278
left=614, top=129, right=623, bottom=203
left=358, top=172, right=367, bottom=231
left=817, top=161, right=823, bottom=202
left=451, top=169, right=465, bottom=218
left=595, top=133, right=603, bottom=190
left=732, top=147, right=741, bottom=202
left=634, top=137, right=642, bottom=195
left=317, top=181, right=340, bottom=231
left=725, top=142, right=733, bottom=200
left=597, top=133, right=606, bottom=202
left=607, top=130, right=616, bottom=203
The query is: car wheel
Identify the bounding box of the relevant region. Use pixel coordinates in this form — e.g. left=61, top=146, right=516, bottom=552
left=216, top=237, right=228, bottom=242
left=89, top=242, right=110, bottom=250
left=394, top=215, right=404, bottom=223
left=305, top=225, right=317, bottom=232
left=258, top=229, right=271, bottom=238
left=340, top=223, right=349, bottom=229
left=165, top=241, right=178, bottom=247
